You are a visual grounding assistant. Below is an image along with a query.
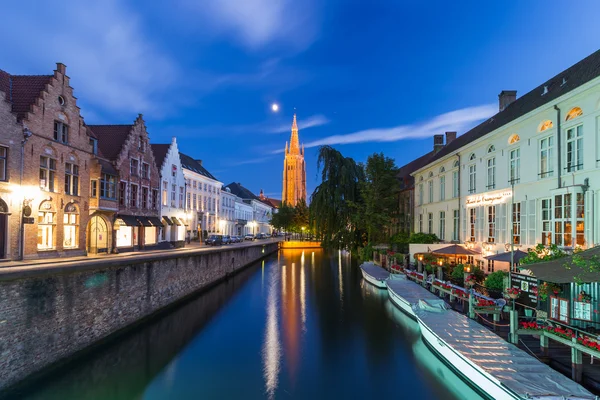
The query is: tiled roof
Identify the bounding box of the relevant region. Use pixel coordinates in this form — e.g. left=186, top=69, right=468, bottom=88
left=98, top=158, right=118, bottom=176
left=179, top=152, right=218, bottom=181
left=150, top=144, right=170, bottom=171
left=0, top=70, right=53, bottom=121
left=225, top=182, right=258, bottom=200
left=397, top=150, right=435, bottom=179
left=265, top=198, right=282, bottom=208
left=419, top=48, right=600, bottom=169
left=88, top=125, right=133, bottom=161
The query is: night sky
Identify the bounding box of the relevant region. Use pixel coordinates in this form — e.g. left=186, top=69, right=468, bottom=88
left=2, top=1, right=600, bottom=199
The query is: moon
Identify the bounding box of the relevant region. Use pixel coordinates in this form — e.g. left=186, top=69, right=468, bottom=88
left=271, top=103, right=279, bottom=112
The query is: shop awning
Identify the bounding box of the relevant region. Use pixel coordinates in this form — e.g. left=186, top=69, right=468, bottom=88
left=115, top=215, right=142, bottom=227
left=525, top=246, right=600, bottom=283
left=162, top=216, right=173, bottom=226
left=147, top=216, right=163, bottom=227
left=171, top=217, right=182, bottom=226
left=136, top=216, right=153, bottom=227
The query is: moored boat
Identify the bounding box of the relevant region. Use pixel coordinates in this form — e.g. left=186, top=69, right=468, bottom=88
left=359, top=262, right=389, bottom=289
left=386, top=276, right=446, bottom=320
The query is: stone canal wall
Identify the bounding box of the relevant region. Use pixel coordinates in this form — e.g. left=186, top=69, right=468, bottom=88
left=0, top=242, right=278, bottom=391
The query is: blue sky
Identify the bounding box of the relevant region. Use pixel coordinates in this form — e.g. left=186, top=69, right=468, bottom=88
left=2, top=1, right=600, bottom=199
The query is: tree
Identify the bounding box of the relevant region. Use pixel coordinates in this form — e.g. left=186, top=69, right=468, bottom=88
left=484, top=271, right=507, bottom=292
left=270, top=202, right=294, bottom=232
left=292, top=198, right=309, bottom=232
left=361, top=153, right=400, bottom=244
left=310, top=146, right=365, bottom=250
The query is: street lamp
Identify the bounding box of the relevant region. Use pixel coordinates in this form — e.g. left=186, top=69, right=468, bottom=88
left=301, top=226, right=305, bottom=241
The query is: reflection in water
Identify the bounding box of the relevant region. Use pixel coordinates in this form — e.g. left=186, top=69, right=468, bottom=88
left=282, top=257, right=301, bottom=387
left=262, top=261, right=281, bottom=399
left=300, top=256, right=307, bottom=331
left=338, top=250, right=343, bottom=303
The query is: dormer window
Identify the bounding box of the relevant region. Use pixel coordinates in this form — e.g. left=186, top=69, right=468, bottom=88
left=89, top=138, right=98, bottom=155
left=53, top=121, right=69, bottom=144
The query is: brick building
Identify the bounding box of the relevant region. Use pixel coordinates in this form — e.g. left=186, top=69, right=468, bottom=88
left=89, top=115, right=161, bottom=251
left=0, top=63, right=95, bottom=259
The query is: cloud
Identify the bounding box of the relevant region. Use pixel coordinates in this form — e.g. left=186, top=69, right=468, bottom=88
left=229, top=156, right=278, bottom=166
left=267, top=114, right=330, bottom=134
left=270, top=104, right=497, bottom=153
left=180, top=0, right=319, bottom=51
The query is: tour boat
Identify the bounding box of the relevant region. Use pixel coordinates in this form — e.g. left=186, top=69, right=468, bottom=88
left=386, top=276, right=446, bottom=320
left=359, top=263, right=389, bottom=289
left=416, top=307, right=594, bottom=400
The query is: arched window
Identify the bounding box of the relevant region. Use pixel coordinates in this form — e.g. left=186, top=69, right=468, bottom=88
left=539, top=120, right=553, bottom=132
left=428, top=171, right=433, bottom=178
left=419, top=176, right=423, bottom=182
left=508, top=134, right=520, bottom=145
left=469, top=153, right=476, bottom=161
left=38, top=201, right=56, bottom=250
left=63, top=203, right=79, bottom=249
left=487, top=145, right=495, bottom=153
left=439, top=166, right=445, bottom=173
left=566, top=107, right=583, bottom=121
left=452, top=160, right=459, bottom=168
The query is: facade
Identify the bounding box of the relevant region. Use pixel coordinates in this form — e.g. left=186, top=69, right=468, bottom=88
left=282, top=114, right=306, bottom=206
left=226, top=182, right=273, bottom=235
left=0, top=63, right=95, bottom=259
left=234, top=198, right=253, bottom=236
left=151, top=138, right=187, bottom=247
left=180, top=153, right=222, bottom=240
left=220, top=187, right=236, bottom=236
left=90, top=115, right=161, bottom=251
left=410, top=49, right=600, bottom=273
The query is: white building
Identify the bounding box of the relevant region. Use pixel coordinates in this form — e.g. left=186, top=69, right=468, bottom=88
left=151, top=139, right=187, bottom=246
left=235, top=198, right=254, bottom=236
left=410, top=49, right=600, bottom=273
left=220, top=187, right=236, bottom=236
left=225, top=182, right=274, bottom=235
left=180, top=153, right=223, bottom=240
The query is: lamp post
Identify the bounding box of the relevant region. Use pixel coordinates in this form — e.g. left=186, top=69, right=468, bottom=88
left=301, top=226, right=305, bottom=241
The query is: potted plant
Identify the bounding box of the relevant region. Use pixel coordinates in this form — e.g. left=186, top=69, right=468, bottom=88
left=578, top=290, right=592, bottom=303
left=538, top=282, right=561, bottom=301
left=505, top=287, right=521, bottom=300
left=465, top=274, right=477, bottom=286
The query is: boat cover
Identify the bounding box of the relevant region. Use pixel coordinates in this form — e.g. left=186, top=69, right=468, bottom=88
left=387, top=278, right=446, bottom=308
left=360, top=263, right=390, bottom=281
left=416, top=308, right=594, bottom=399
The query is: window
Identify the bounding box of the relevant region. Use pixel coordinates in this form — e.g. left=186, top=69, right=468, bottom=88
left=452, top=170, right=459, bottom=198
left=487, top=157, right=495, bottom=189
left=63, top=204, right=78, bottom=249
left=171, top=184, right=176, bottom=208
left=90, top=138, right=98, bottom=155
left=162, top=181, right=168, bottom=206
left=418, top=184, right=424, bottom=205
left=100, top=174, right=116, bottom=199
left=179, top=187, right=184, bottom=209
left=550, top=296, right=569, bottom=324
left=130, top=184, right=138, bottom=208
left=508, top=134, right=520, bottom=145
left=487, top=260, right=495, bottom=273
left=40, top=156, right=56, bottom=192
left=119, top=182, right=127, bottom=206
left=487, top=206, right=495, bottom=243
left=193, top=180, right=197, bottom=189
left=142, top=187, right=148, bottom=209
left=487, top=145, right=495, bottom=153
left=540, top=136, right=554, bottom=178
left=565, top=107, right=583, bottom=121
left=575, top=192, right=585, bottom=246
left=539, top=120, right=553, bottom=132
left=64, top=163, right=79, bottom=196
left=204, top=183, right=207, bottom=191
left=138, top=136, right=145, bottom=152
left=0, top=146, right=7, bottom=181
left=468, top=164, right=476, bottom=194
left=141, top=163, right=149, bottom=179
left=554, top=193, right=572, bottom=247
left=469, top=208, right=476, bottom=242
left=509, top=148, right=520, bottom=184
left=428, top=213, right=433, bottom=234
left=152, top=189, right=158, bottom=210
left=541, top=198, right=552, bottom=245
left=566, top=125, right=583, bottom=172
left=91, top=180, right=98, bottom=197
left=172, top=165, right=177, bottom=177
left=453, top=210, right=459, bottom=241
left=439, top=175, right=445, bottom=201
left=419, top=214, right=423, bottom=233
left=428, top=180, right=433, bottom=203
left=512, top=203, right=521, bottom=244
left=130, top=159, right=139, bottom=176
left=439, top=211, right=445, bottom=240
left=187, top=193, right=191, bottom=209
left=53, top=121, right=69, bottom=143
left=38, top=210, right=55, bottom=250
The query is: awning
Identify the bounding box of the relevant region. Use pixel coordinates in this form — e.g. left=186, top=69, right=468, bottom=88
left=115, top=215, right=142, bottom=227
left=162, top=216, right=173, bottom=225
left=526, top=246, right=600, bottom=283
left=136, top=216, right=153, bottom=227
left=171, top=217, right=182, bottom=226
left=484, top=249, right=528, bottom=263
left=431, top=244, right=480, bottom=256
left=147, top=217, right=163, bottom=227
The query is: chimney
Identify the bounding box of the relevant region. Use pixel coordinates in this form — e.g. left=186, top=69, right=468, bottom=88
left=56, top=62, right=66, bottom=74
left=445, top=131, right=457, bottom=145
left=433, top=134, right=444, bottom=153
left=498, top=90, right=517, bottom=112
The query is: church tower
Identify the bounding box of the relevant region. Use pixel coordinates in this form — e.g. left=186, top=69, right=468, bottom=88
left=282, top=114, right=307, bottom=206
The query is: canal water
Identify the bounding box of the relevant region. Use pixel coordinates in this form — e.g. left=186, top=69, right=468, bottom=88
left=5, top=249, right=484, bottom=400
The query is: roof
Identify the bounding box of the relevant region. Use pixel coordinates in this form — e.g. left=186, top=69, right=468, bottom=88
left=0, top=70, right=53, bottom=121
left=179, top=152, right=218, bottom=180
left=397, top=150, right=434, bottom=180
left=264, top=198, right=282, bottom=208
left=525, top=246, right=600, bottom=283
left=150, top=144, right=170, bottom=170
left=416, top=48, right=600, bottom=171
left=87, top=125, right=133, bottom=160
left=225, top=182, right=258, bottom=201
left=98, top=158, right=118, bottom=176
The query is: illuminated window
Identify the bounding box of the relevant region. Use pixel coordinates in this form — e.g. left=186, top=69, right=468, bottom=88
left=452, top=210, right=459, bottom=241
left=38, top=209, right=55, bottom=250
left=487, top=205, right=495, bottom=243
left=566, top=107, right=583, bottom=121
left=512, top=203, right=521, bottom=244
left=541, top=198, right=552, bottom=245
left=63, top=203, right=79, bottom=249
left=539, top=120, right=553, bottom=132
left=469, top=208, right=476, bottom=242
left=508, top=134, right=520, bottom=145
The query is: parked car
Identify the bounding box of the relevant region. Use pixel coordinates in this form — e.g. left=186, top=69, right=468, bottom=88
left=265, top=233, right=271, bottom=238
left=244, top=234, right=255, bottom=241
left=256, top=233, right=266, bottom=239
left=222, top=235, right=232, bottom=244
left=231, top=235, right=241, bottom=243
left=205, top=234, right=223, bottom=246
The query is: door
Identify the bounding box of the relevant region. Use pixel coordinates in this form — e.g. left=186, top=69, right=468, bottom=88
left=89, top=215, right=109, bottom=253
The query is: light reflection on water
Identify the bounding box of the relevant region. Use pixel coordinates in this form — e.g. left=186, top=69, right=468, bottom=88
left=262, top=258, right=281, bottom=399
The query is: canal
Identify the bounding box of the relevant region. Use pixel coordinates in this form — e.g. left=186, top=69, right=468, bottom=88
left=4, top=249, right=484, bottom=400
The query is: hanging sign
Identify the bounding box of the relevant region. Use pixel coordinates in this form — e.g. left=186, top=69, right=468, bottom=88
left=466, top=189, right=512, bottom=208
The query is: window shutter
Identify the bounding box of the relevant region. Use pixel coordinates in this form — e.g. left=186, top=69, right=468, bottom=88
left=528, top=199, right=536, bottom=246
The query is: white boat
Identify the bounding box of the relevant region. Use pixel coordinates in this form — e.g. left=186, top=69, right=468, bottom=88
left=416, top=307, right=594, bottom=400
left=386, top=276, right=446, bottom=320
left=359, top=263, right=389, bottom=289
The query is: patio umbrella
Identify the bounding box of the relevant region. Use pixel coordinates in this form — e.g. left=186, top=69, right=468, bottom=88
left=483, top=249, right=528, bottom=263
left=431, top=244, right=480, bottom=256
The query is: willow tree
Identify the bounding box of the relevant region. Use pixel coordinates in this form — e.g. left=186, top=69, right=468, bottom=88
left=310, top=146, right=365, bottom=250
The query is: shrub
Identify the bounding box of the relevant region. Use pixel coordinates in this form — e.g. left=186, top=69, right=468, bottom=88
left=484, top=271, right=507, bottom=292
left=408, top=232, right=439, bottom=244
left=360, top=243, right=374, bottom=261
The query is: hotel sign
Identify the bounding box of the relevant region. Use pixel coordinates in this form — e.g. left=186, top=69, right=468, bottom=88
left=465, top=189, right=512, bottom=208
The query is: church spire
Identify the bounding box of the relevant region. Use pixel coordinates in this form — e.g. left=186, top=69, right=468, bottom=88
left=289, top=113, right=300, bottom=154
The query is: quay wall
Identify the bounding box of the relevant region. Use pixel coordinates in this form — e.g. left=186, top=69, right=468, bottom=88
left=0, top=242, right=278, bottom=391
left=280, top=241, right=322, bottom=249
